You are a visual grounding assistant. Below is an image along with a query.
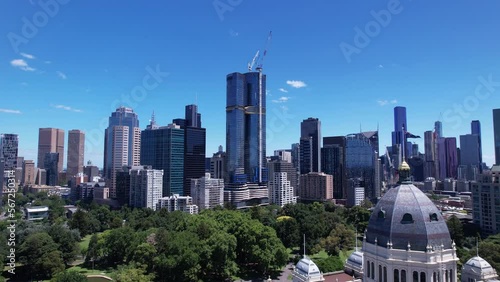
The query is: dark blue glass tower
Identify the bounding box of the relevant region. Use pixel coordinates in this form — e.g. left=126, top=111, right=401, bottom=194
left=141, top=123, right=184, bottom=196
left=300, top=118, right=321, bottom=174
left=346, top=134, right=376, bottom=200
left=471, top=120, right=483, bottom=173
left=226, top=72, right=267, bottom=184
left=392, top=106, right=407, bottom=146
left=494, top=109, right=500, bottom=165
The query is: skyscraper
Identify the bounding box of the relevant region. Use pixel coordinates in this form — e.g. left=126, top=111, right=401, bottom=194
left=226, top=71, right=266, bottom=184
left=424, top=130, right=435, bottom=178
left=300, top=117, right=321, bottom=174
left=471, top=120, right=482, bottom=172
left=191, top=173, right=224, bottom=210
left=460, top=134, right=481, bottom=181
left=173, top=105, right=207, bottom=196
left=346, top=134, right=376, bottom=200
left=392, top=106, right=407, bottom=146
left=435, top=121, right=443, bottom=138
left=267, top=159, right=297, bottom=207
left=141, top=122, right=184, bottom=197
left=104, top=107, right=141, bottom=198
left=323, top=136, right=347, bottom=199
left=37, top=128, right=65, bottom=172
left=494, top=109, right=500, bottom=165
left=44, top=152, right=59, bottom=186
left=0, top=134, right=19, bottom=170
left=67, top=130, right=85, bottom=177
left=445, top=137, right=458, bottom=179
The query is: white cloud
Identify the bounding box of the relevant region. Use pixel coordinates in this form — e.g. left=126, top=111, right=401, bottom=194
left=272, top=96, right=290, bottom=103
left=377, top=64, right=384, bottom=69
left=57, top=71, right=67, bottom=79
left=10, top=59, right=36, bottom=71
left=286, top=80, right=307, bottom=88
left=0, top=108, right=22, bottom=114
left=52, top=104, right=83, bottom=113
left=279, top=88, right=288, bottom=93
left=20, top=53, right=35, bottom=59
left=377, top=99, right=398, bottom=106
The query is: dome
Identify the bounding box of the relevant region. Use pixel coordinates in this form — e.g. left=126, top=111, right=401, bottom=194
left=365, top=183, right=452, bottom=251
left=295, top=256, right=322, bottom=276
left=463, top=256, right=498, bottom=279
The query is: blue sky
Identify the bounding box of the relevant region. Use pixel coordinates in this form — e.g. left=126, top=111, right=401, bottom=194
left=1, top=0, right=500, bottom=168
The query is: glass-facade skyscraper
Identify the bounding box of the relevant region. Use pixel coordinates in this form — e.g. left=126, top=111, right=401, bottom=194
left=300, top=117, right=321, bottom=174
left=471, top=120, right=482, bottom=172
left=392, top=106, right=407, bottom=146
left=323, top=136, right=347, bottom=199
left=346, top=134, right=376, bottom=200
left=141, top=122, right=184, bottom=197
left=494, top=109, right=500, bottom=165
left=226, top=71, right=267, bottom=184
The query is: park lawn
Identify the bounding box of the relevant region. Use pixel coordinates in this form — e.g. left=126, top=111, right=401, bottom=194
left=79, top=234, right=92, bottom=252
left=310, top=250, right=329, bottom=260
left=66, top=265, right=114, bottom=277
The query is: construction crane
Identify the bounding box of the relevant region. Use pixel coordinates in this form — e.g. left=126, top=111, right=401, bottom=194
left=247, top=31, right=272, bottom=72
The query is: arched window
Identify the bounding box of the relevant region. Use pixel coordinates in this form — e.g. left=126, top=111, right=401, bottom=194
left=384, top=267, right=387, bottom=282
left=378, top=210, right=386, bottom=219
left=402, top=213, right=414, bottom=224
left=413, top=271, right=419, bottom=282
left=366, top=260, right=370, bottom=278
left=449, top=269, right=453, bottom=282
left=394, top=269, right=400, bottom=282
left=421, top=272, right=426, bottom=282
left=430, top=213, right=439, bottom=221
left=371, top=262, right=375, bottom=279
left=379, top=265, right=382, bottom=282
left=401, top=270, right=407, bottom=282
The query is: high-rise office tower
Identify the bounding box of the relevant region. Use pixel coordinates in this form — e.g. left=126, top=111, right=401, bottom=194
left=22, top=160, right=35, bottom=186
left=346, top=134, right=376, bottom=200
left=435, top=121, right=443, bottom=138
left=471, top=120, right=482, bottom=173
left=460, top=134, right=481, bottom=181
left=44, top=152, right=59, bottom=186
left=210, top=147, right=226, bottom=181
left=141, top=122, right=184, bottom=197
left=274, top=149, right=292, bottom=163
left=424, top=130, right=435, bottom=178
left=445, top=137, right=458, bottom=179
left=173, top=105, right=207, bottom=196
left=291, top=143, right=300, bottom=171
left=494, top=109, right=500, bottom=165
left=300, top=117, right=321, bottom=174
left=392, top=106, right=407, bottom=146
left=104, top=107, right=140, bottom=198
left=37, top=128, right=65, bottom=172
left=129, top=166, right=163, bottom=210
left=323, top=136, right=347, bottom=199
left=472, top=166, right=500, bottom=234
left=67, top=130, right=85, bottom=177
left=226, top=72, right=267, bottom=184
left=0, top=134, right=19, bottom=170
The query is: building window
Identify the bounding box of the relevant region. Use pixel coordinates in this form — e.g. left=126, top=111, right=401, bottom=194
left=413, top=271, right=419, bottom=282
left=449, top=269, right=453, bottom=282
left=401, top=270, right=407, bottom=282
left=402, top=213, right=414, bottom=224
left=395, top=269, right=400, bottom=282
left=378, top=210, right=386, bottom=219
left=367, top=260, right=370, bottom=278
left=384, top=266, right=387, bottom=282
left=430, top=213, right=439, bottom=221
left=372, top=262, right=375, bottom=279
left=379, top=265, right=382, bottom=281
left=420, top=272, right=426, bottom=282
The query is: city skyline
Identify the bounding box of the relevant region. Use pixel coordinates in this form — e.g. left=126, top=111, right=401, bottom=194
left=2, top=1, right=500, bottom=167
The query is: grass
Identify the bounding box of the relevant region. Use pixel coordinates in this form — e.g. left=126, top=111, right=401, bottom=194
left=310, top=250, right=329, bottom=260
left=79, top=234, right=93, bottom=252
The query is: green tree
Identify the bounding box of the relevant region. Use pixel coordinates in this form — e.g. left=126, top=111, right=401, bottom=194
left=112, top=264, right=155, bottom=282
left=19, top=232, right=65, bottom=279
left=275, top=216, right=301, bottom=248
left=320, top=224, right=355, bottom=256
left=347, top=206, right=371, bottom=234
left=48, top=225, right=80, bottom=266
left=85, top=233, right=100, bottom=266
left=447, top=215, right=464, bottom=247
left=131, top=243, right=157, bottom=272
left=315, top=256, right=344, bottom=273
left=51, top=270, right=87, bottom=282
left=68, top=209, right=92, bottom=236
left=104, top=227, right=136, bottom=266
